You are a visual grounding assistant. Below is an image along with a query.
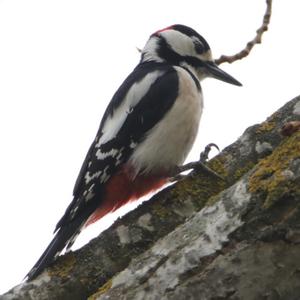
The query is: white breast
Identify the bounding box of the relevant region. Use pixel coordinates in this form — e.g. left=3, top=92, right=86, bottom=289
left=129, top=66, right=203, bottom=176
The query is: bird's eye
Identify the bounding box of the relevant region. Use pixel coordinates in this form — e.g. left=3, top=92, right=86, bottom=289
left=194, top=40, right=204, bottom=54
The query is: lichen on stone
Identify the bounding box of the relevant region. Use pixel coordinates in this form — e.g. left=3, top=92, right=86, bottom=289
left=232, top=160, right=256, bottom=182
left=249, top=131, right=300, bottom=208
left=170, top=166, right=225, bottom=211
left=88, top=279, right=112, bottom=300
left=255, top=118, right=277, bottom=135
left=48, top=252, right=76, bottom=278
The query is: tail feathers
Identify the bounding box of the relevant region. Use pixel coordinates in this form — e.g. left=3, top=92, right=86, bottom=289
left=25, top=220, right=85, bottom=281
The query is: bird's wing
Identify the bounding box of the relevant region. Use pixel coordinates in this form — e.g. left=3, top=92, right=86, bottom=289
left=55, top=62, right=179, bottom=232
left=26, top=63, right=180, bottom=280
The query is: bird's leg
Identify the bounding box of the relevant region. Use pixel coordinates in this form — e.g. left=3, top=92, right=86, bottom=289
left=170, top=143, right=223, bottom=182
left=199, top=143, right=219, bottom=163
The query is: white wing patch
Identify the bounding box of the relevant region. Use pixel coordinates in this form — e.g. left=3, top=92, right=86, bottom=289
left=99, top=166, right=110, bottom=183
left=129, top=66, right=203, bottom=176
left=115, top=147, right=125, bottom=166
left=95, top=148, right=118, bottom=160
left=97, top=70, right=165, bottom=146
left=84, top=171, right=102, bottom=184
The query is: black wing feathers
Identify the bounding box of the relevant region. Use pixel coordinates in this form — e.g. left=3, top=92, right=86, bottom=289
left=26, top=205, right=93, bottom=280
left=57, top=62, right=179, bottom=230
left=72, top=62, right=166, bottom=199
left=117, top=65, right=179, bottom=141
left=26, top=62, right=179, bottom=280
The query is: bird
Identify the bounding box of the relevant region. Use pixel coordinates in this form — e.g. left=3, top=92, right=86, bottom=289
left=26, top=24, right=241, bottom=280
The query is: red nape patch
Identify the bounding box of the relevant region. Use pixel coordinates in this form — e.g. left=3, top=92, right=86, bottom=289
left=85, top=167, right=167, bottom=226
left=152, top=25, right=174, bottom=36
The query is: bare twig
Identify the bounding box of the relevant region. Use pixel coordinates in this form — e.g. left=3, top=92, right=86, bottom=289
left=215, top=0, right=272, bottom=65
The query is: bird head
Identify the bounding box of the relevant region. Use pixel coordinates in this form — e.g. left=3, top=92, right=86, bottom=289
left=141, top=24, right=241, bottom=86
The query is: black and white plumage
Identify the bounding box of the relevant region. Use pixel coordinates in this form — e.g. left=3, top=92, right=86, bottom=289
left=26, top=24, right=241, bottom=280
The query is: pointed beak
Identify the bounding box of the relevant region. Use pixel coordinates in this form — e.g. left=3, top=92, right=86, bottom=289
left=204, top=61, right=242, bottom=86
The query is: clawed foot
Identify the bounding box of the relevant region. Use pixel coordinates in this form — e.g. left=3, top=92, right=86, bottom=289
left=200, top=143, right=219, bottom=163
left=170, top=143, right=222, bottom=182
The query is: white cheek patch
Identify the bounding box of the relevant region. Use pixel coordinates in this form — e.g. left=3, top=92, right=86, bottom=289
left=97, top=70, right=165, bottom=146
left=162, top=31, right=212, bottom=63
left=163, top=30, right=196, bottom=57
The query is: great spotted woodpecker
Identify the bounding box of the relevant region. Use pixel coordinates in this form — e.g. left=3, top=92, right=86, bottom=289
left=26, top=24, right=241, bottom=280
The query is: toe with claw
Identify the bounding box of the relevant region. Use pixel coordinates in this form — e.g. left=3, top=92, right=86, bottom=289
left=200, top=143, right=220, bottom=163
left=170, top=143, right=223, bottom=182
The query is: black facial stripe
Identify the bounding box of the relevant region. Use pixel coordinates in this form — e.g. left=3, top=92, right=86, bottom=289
left=184, top=55, right=206, bottom=69
left=157, top=36, right=182, bottom=65
left=156, top=35, right=206, bottom=81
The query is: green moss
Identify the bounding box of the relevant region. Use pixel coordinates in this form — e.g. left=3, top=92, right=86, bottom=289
left=151, top=196, right=174, bottom=218
left=207, top=155, right=228, bottom=178
left=88, top=279, right=112, bottom=300
left=249, top=131, right=300, bottom=208
left=49, top=252, right=76, bottom=278
left=207, top=157, right=257, bottom=206
left=255, top=119, right=276, bottom=134
left=170, top=156, right=227, bottom=209
left=233, top=161, right=256, bottom=181
left=206, top=193, right=222, bottom=206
